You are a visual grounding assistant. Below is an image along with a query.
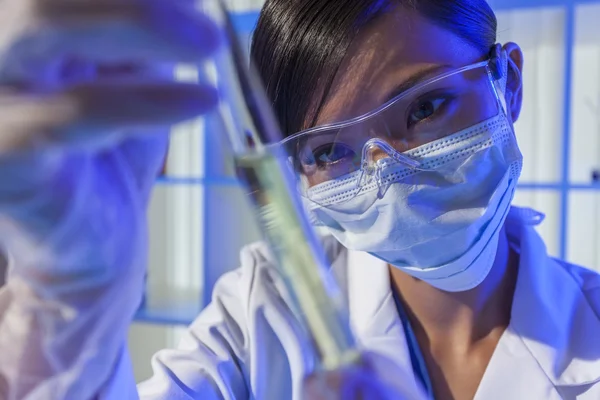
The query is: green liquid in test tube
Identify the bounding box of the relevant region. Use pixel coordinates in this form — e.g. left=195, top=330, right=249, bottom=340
left=201, top=0, right=360, bottom=370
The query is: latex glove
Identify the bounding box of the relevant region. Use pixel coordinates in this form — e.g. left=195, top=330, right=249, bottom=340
left=0, top=1, right=220, bottom=399
left=0, top=0, right=220, bottom=272
left=302, top=352, right=428, bottom=400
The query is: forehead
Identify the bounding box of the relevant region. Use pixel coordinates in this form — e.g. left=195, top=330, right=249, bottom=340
left=314, top=6, right=485, bottom=127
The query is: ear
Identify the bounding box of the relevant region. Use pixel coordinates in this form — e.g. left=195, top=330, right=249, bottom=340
left=502, top=42, right=524, bottom=123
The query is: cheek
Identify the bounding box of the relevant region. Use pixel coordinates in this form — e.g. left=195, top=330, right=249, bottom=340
left=306, top=173, right=323, bottom=187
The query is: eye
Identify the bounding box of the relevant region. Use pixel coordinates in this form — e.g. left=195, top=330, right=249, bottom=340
left=309, top=143, right=355, bottom=168
left=408, top=97, right=447, bottom=126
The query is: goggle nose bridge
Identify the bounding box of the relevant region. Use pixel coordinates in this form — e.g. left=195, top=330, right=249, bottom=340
left=357, top=138, right=424, bottom=189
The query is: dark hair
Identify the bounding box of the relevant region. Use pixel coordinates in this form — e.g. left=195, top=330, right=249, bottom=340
left=250, top=0, right=497, bottom=137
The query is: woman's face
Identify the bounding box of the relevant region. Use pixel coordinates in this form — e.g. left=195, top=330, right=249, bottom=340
left=299, top=6, right=523, bottom=188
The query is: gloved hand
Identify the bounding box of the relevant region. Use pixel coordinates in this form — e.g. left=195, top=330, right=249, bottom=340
left=0, top=1, right=221, bottom=399
left=0, top=0, right=220, bottom=276
left=302, top=352, right=428, bottom=400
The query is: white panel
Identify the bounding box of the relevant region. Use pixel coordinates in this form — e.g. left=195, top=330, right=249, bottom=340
left=534, top=8, right=565, bottom=183
left=570, top=4, right=600, bottom=183
left=128, top=323, right=171, bottom=383
left=513, top=189, right=561, bottom=257
left=222, top=0, right=264, bottom=13
left=146, top=184, right=204, bottom=315
left=147, top=187, right=170, bottom=299
left=568, top=191, right=600, bottom=273
left=198, top=106, right=262, bottom=306
left=168, top=118, right=205, bottom=178
left=203, top=183, right=262, bottom=306
left=196, top=0, right=263, bottom=16
left=496, top=7, right=565, bottom=183
left=144, top=115, right=205, bottom=314
left=203, top=112, right=238, bottom=178
left=128, top=324, right=188, bottom=383
left=169, top=326, right=190, bottom=347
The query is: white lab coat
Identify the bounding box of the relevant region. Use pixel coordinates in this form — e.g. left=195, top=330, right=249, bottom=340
left=131, top=208, right=600, bottom=399
left=2, top=207, right=600, bottom=399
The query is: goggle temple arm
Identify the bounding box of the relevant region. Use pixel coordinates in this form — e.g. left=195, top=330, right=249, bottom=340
left=488, top=44, right=512, bottom=117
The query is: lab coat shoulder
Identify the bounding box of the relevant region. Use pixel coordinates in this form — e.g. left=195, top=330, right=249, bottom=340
left=138, top=236, right=344, bottom=400
left=549, top=259, right=600, bottom=399
left=513, top=225, right=600, bottom=398
left=137, top=261, right=253, bottom=399
left=559, top=259, right=600, bottom=319
left=475, top=223, right=600, bottom=399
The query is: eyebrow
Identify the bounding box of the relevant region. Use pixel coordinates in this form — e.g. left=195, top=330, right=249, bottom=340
left=384, top=64, right=455, bottom=103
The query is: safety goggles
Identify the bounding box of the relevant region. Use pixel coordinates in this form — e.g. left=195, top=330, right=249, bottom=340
left=278, top=48, right=508, bottom=206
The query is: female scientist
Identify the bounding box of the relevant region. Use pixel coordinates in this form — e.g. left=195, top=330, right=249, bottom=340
left=0, top=0, right=599, bottom=399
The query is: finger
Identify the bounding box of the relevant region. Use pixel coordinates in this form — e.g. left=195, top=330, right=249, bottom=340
left=0, top=0, right=221, bottom=85
left=303, top=371, right=344, bottom=400
left=35, top=0, right=222, bottom=59
left=69, top=81, right=217, bottom=126
left=340, top=368, right=384, bottom=399
left=0, top=82, right=216, bottom=154
left=4, top=59, right=185, bottom=93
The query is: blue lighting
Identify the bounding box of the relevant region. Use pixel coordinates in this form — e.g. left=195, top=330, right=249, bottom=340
left=231, top=11, right=261, bottom=34
left=136, top=0, right=600, bottom=325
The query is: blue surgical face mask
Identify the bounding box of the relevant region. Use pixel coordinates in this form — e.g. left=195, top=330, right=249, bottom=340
left=306, top=112, right=522, bottom=292
left=303, top=53, right=523, bottom=292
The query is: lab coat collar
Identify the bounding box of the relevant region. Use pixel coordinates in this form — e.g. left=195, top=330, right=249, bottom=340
left=341, top=208, right=600, bottom=388
left=343, top=247, right=416, bottom=376
left=342, top=250, right=427, bottom=394
left=345, top=248, right=392, bottom=338
left=508, top=221, right=600, bottom=387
